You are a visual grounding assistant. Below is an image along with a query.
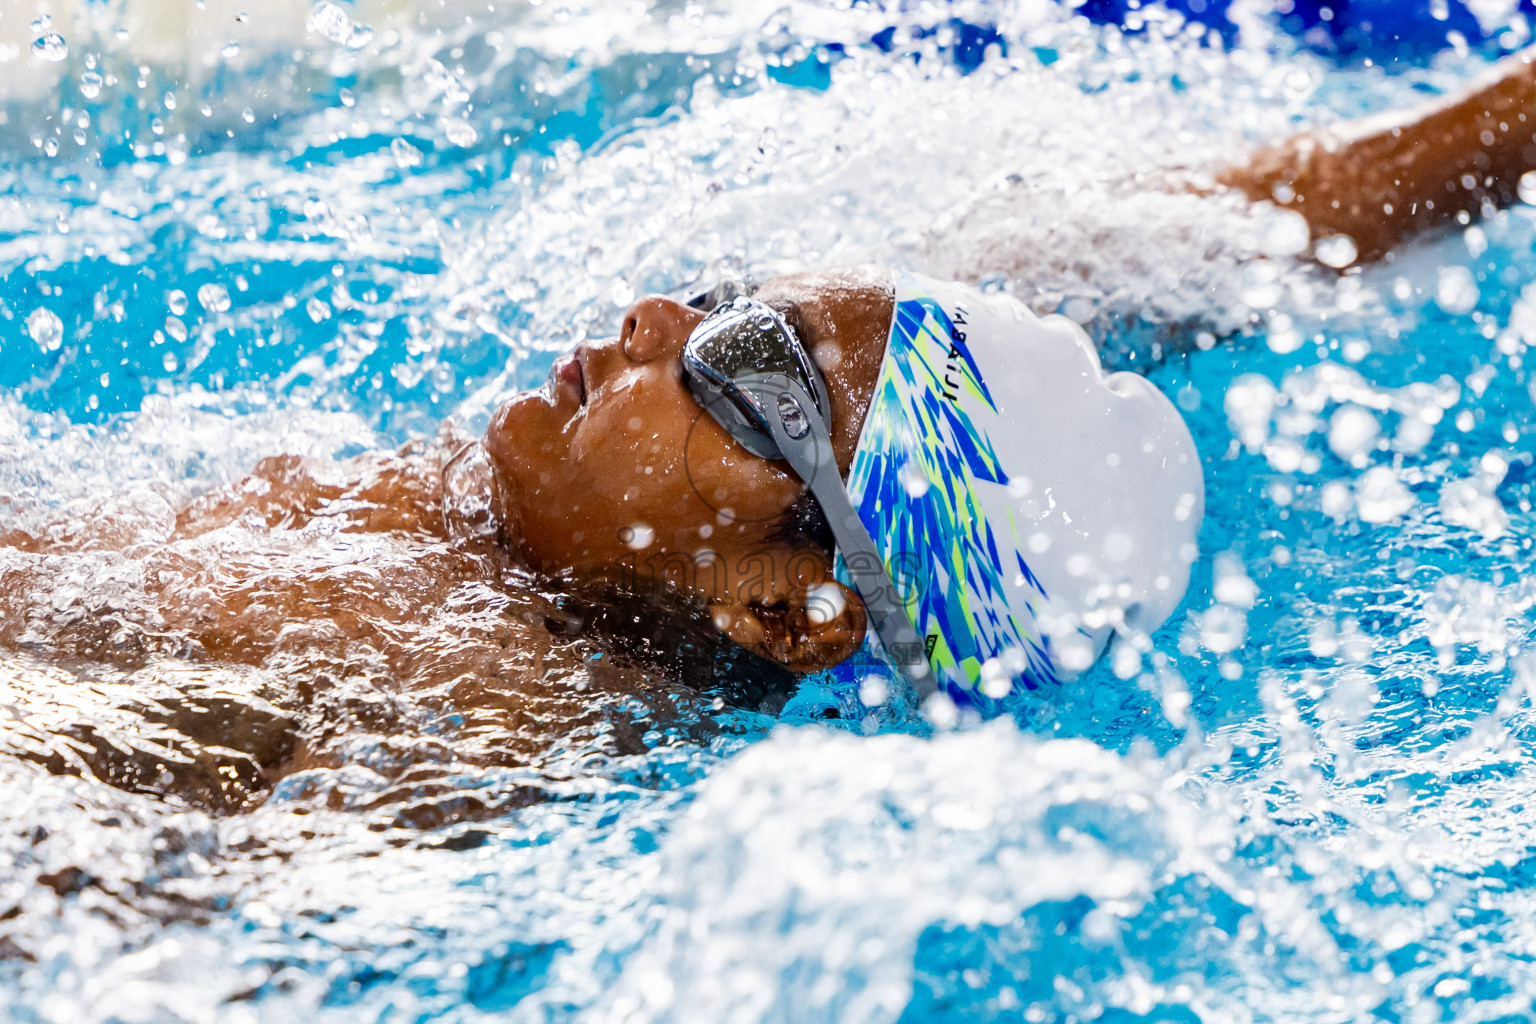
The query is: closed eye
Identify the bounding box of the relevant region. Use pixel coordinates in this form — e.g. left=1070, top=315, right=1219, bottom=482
left=686, top=280, right=752, bottom=313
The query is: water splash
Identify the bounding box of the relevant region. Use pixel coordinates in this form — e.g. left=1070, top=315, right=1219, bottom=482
left=6, top=2, right=1536, bottom=1022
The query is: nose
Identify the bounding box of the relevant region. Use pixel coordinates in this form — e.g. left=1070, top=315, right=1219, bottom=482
left=619, top=296, right=704, bottom=363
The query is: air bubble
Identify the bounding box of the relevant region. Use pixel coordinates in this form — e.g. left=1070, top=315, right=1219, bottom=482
left=78, top=71, right=103, bottom=99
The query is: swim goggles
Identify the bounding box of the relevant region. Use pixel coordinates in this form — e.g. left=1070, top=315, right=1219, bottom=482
left=681, top=283, right=933, bottom=696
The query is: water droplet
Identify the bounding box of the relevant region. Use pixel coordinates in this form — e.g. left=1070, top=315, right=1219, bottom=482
left=78, top=70, right=103, bottom=99
left=621, top=523, right=654, bottom=550
left=1198, top=604, right=1247, bottom=654
left=1224, top=374, right=1279, bottom=452
left=307, top=2, right=350, bottom=40
left=1519, top=170, right=1536, bottom=205
left=167, top=290, right=188, bottom=316
left=197, top=282, right=231, bottom=313
left=1355, top=466, right=1414, bottom=524
left=1464, top=225, right=1487, bottom=259
left=29, top=15, right=51, bottom=34
left=31, top=33, right=68, bottom=63
left=221, top=42, right=240, bottom=59
left=1280, top=65, right=1316, bottom=102
left=306, top=297, right=331, bottom=322
left=1439, top=474, right=1509, bottom=539
left=1266, top=323, right=1303, bottom=354
left=1239, top=259, right=1283, bottom=310
left=27, top=308, right=62, bottom=351
left=390, top=137, right=424, bottom=169
left=858, top=674, right=888, bottom=707
left=1308, top=620, right=1339, bottom=658
left=1259, top=208, right=1309, bottom=258
left=307, top=2, right=373, bottom=48
left=1435, top=265, right=1479, bottom=315
left=1213, top=552, right=1257, bottom=609
left=1314, top=234, right=1358, bottom=269
left=1321, top=479, right=1353, bottom=520
left=443, top=118, right=480, bottom=148
left=978, top=657, right=1012, bottom=698
left=162, top=351, right=179, bottom=372
left=899, top=460, right=930, bottom=498
left=1327, top=405, right=1381, bottom=465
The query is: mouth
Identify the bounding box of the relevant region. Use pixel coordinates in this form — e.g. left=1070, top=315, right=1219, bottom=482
left=547, top=350, right=587, bottom=407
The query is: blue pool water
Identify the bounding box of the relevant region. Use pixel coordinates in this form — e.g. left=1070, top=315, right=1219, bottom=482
left=9, top=1, right=1536, bottom=1021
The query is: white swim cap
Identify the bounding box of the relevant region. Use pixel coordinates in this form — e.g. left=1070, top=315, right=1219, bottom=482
left=822, top=269, right=1204, bottom=707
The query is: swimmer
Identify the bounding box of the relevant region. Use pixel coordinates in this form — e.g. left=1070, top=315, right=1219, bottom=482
left=12, top=45, right=1536, bottom=725
left=479, top=46, right=1536, bottom=715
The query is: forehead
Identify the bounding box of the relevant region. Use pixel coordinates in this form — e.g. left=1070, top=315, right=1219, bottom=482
left=752, top=265, right=895, bottom=348
left=752, top=265, right=893, bottom=306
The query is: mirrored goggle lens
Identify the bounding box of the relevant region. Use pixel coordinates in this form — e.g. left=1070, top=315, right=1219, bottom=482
left=686, top=298, right=808, bottom=391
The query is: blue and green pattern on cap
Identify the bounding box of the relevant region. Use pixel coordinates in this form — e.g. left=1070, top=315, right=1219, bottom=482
left=831, top=270, right=1057, bottom=710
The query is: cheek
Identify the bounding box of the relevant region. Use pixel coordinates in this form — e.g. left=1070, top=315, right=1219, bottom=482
left=575, top=375, right=800, bottom=531
left=574, top=371, right=693, bottom=484
left=679, top=419, right=805, bottom=524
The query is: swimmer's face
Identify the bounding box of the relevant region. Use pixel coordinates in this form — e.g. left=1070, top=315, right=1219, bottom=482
left=484, top=266, right=893, bottom=671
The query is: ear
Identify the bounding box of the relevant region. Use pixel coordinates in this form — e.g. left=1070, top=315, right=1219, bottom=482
left=709, top=581, right=867, bottom=673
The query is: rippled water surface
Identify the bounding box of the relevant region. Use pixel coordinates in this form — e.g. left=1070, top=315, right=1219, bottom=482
left=8, top=0, right=1536, bottom=1021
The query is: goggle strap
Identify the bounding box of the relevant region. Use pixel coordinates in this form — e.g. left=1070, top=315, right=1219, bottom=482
left=747, top=373, right=934, bottom=697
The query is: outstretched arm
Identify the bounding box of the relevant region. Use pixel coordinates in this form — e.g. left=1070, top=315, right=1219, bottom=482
left=1221, top=48, right=1536, bottom=263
